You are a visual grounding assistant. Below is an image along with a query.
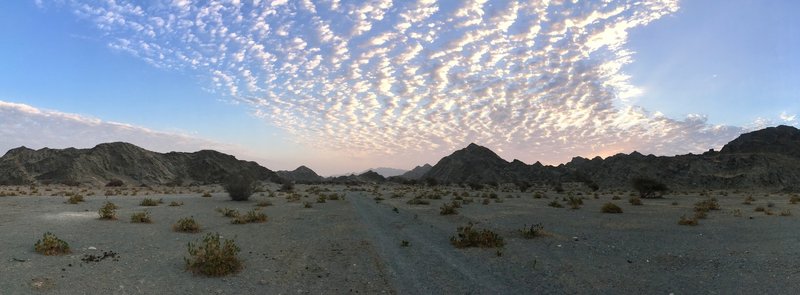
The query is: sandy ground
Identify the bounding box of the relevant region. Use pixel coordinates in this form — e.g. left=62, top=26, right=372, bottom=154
left=2, top=185, right=800, bottom=294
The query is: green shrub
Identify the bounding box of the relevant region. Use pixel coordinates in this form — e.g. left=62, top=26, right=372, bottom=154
left=140, top=198, right=159, bottom=206
left=34, top=232, right=70, bottom=256
left=173, top=217, right=201, bottom=233
left=440, top=203, right=458, bottom=215
left=223, top=175, right=256, bottom=201
left=232, top=209, right=267, bottom=224
left=601, top=202, right=623, bottom=213
left=216, top=208, right=240, bottom=218
left=66, top=195, right=84, bottom=204
left=520, top=224, right=544, bottom=239
left=450, top=222, right=504, bottom=248
left=631, top=177, right=668, bottom=198
left=98, top=201, right=117, bottom=220
left=185, top=233, right=242, bottom=276
left=130, top=211, right=152, bottom=223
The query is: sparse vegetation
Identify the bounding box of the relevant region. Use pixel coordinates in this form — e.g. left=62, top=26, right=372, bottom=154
left=216, top=208, right=240, bottom=218
left=439, top=203, right=458, bottom=215
left=694, top=198, right=720, bottom=213
left=34, top=232, right=71, bottom=256
left=520, top=224, right=544, bottom=239
left=780, top=209, right=792, bottom=216
left=450, top=222, right=505, bottom=248
left=790, top=195, right=800, bottom=205
left=407, top=198, right=430, bottom=205
left=548, top=200, right=564, bottom=208
left=678, top=215, right=699, bottom=226
left=601, top=202, right=623, bottom=213
left=98, top=201, right=117, bottom=220
left=303, top=201, right=312, bottom=208
left=66, top=195, right=84, bottom=204
left=185, top=233, right=242, bottom=277
left=140, top=198, right=159, bottom=206
left=628, top=197, right=643, bottom=206
left=631, top=177, right=668, bottom=198
left=400, top=240, right=410, bottom=247
left=232, top=209, right=267, bottom=224
left=130, top=211, right=153, bottom=223
left=567, top=196, right=583, bottom=209
left=169, top=201, right=184, bottom=207
left=173, top=217, right=201, bottom=233
left=255, top=200, right=272, bottom=207
left=201, top=192, right=212, bottom=198
left=743, top=196, right=755, bottom=205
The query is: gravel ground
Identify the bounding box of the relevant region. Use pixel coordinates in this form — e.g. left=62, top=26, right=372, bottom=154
left=2, top=185, right=800, bottom=294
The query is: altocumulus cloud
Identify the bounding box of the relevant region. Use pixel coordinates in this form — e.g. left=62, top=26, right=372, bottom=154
left=41, top=0, right=747, bottom=165
left=0, top=100, right=246, bottom=157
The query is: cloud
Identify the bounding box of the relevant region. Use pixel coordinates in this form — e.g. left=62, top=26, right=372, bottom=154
left=0, top=100, right=245, bottom=158
left=780, top=111, right=797, bottom=124
left=38, top=0, right=749, bottom=169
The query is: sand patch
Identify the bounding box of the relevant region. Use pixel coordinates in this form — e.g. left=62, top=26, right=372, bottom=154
left=41, top=211, right=97, bottom=221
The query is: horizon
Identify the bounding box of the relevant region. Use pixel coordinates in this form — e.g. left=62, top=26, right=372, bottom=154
left=2, top=0, right=798, bottom=175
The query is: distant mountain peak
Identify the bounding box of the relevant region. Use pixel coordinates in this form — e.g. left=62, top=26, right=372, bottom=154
left=721, top=125, right=800, bottom=157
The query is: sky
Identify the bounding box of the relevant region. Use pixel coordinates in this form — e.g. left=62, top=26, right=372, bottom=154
left=0, top=0, right=798, bottom=176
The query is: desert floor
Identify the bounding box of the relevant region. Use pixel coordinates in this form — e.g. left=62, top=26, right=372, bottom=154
left=1, top=184, right=799, bottom=294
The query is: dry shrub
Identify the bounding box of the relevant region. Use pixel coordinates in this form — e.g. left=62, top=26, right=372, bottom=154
left=173, top=217, right=201, bottom=233
left=185, top=233, right=242, bottom=276
left=450, top=222, right=505, bottom=248
left=34, top=232, right=70, bottom=256
left=601, top=202, right=623, bottom=213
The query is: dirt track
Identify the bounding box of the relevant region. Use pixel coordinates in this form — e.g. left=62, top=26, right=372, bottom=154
left=2, top=185, right=800, bottom=294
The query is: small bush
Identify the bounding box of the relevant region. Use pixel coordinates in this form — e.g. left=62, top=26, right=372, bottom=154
left=279, top=182, right=294, bottom=192
left=611, top=196, right=621, bottom=200
left=678, top=215, right=698, bottom=226
left=694, top=198, right=720, bottom=213
left=601, top=202, right=623, bottom=213
left=407, top=198, right=430, bottom=205
left=216, top=208, right=240, bottom=218
left=400, top=240, right=410, bottom=247
left=34, top=232, right=70, bottom=256
left=201, top=192, right=212, bottom=198
left=520, top=224, right=544, bottom=239
left=567, top=196, right=583, bottom=209
left=106, top=179, right=124, bottom=187
left=98, top=201, right=117, bottom=220
left=303, top=201, right=312, bottom=208
left=754, top=206, right=765, bottom=212
left=449, top=222, right=505, bottom=248
left=223, top=175, right=256, bottom=201
left=130, top=211, right=153, bottom=223
left=140, top=198, right=159, bottom=206
left=743, top=196, right=755, bottom=205
left=790, top=196, right=800, bottom=205
left=66, top=195, right=85, bottom=204
left=317, top=195, right=327, bottom=203
left=255, top=200, right=272, bottom=207
left=169, top=201, right=184, bottom=207
left=327, top=194, right=341, bottom=200
left=548, top=200, right=563, bottom=208
left=628, top=197, right=643, bottom=206
left=232, top=209, right=268, bottom=224
left=631, top=177, right=668, bottom=198
left=173, top=217, right=201, bottom=233
left=185, top=233, right=242, bottom=276
left=780, top=209, right=792, bottom=216
left=440, top=203, right=458, bottom=215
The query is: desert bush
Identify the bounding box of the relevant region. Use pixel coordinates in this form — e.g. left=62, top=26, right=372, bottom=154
left=548, top=200, right=563, bottom=208
left=327, top=193, right=341, bottom=200
left=790, top=195, right=800, bottom=205
left=482, top=198, right=490, bottom=205
left=754, top=206, right=765, bottom=212
left=694, top=210, right=707, bottom=219
left=66, top=195, right=85, bottom=204
left=567, top=196, right=583, bottom=209
left=140, top=198, right=159, bottom=206
left=106, top=179, right=124, bottom=187
left=279, top=182, right=294, bottom=192
left=601, top=202, right=623, bottom=213
left=407, top=198, right=430, bottom=205
left=303, top=201, right=312, bottom=208
left=743, top=196, right=755, bottom=205
left=98, top=201, right=117, bottom=220
left=440, top=203, right=458, bottom=215
left=317, top=195, right=327, bottom=203
left=694, top=198, right=720, bottom=213
left=173, top=217, right=201, bottom=233
left=130, top=211, right=152, bottom=223
left=628, top=197, right=643, bottom=206
left=201, top=192, right=212, bottom=198
left=255, top=200, right=272, bottom=207
left=169, top=201, right=184, bottom=207
left=449, top=222, right=505, bottom=248
left=780, top=209, right=792, bottom=216
left=400, top=240, right=410, bottom=247
left=34, top=232, right=70, bottom=255
left=533, top=192, right=545, bottom=199
left=732, top=209, right=743, bottom=217
left=631, top=177, right=668, bottom=198
left=232, top=209, right=267, bottom=224
left=520, top=224, right=544, bottom=239
left=611, top=196, right=621, bottom=200
left=223, top=174, right=256, bottom=201
left=185, top=233, right=242, bottom=277
left=216, top=208, right=240, bottom=218
left=678, top=215, right=698, bottom=226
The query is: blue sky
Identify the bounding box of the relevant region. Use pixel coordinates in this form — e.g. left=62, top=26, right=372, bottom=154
left=0, top=0, right=797, bottom=175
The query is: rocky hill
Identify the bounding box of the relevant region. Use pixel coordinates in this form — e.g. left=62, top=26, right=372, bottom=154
left=276, top=166, right=324, bottom=183
left=399, top=164, right=432, bottom=180
left=422, top=126, right=800, bottom=191
left=0, top=142, right=281, bottom=186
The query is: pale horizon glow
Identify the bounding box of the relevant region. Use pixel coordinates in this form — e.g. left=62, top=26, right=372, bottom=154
left=0, top=0, right=797, bottom=175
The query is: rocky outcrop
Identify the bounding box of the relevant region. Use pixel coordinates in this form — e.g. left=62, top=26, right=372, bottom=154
left=0, top=142, right=280, bottom=186
left=399, top=164, right=432, bottom=180
left=276, top=166, right=324, bottom=183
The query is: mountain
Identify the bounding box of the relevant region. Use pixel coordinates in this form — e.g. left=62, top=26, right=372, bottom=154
left=360, top=167, right=407, bottom=177
left=399, top=164, right=432, bottom=180
left=0, top=142, right=281, bottom=186
left=421, top=126, right=800, bottom=191
left=276, top=165, right=324, bottom=183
